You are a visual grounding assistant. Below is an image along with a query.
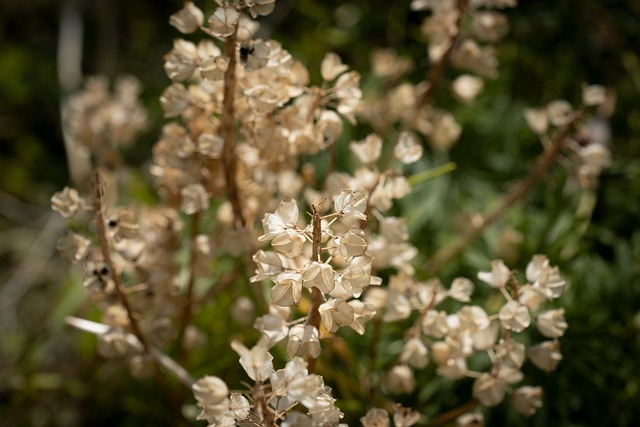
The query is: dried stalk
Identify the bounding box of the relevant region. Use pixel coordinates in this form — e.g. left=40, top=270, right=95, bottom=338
left=306, top=204, right=324, bottom=372
left=417, top=0, right=469, bottom=109
left=425, top=114, right=582, bottom=275
left=222, top=30, right=246, bottom=229
left=427, top=398, right=479, bottom=426
left=93, top=170, right=150, bottom=352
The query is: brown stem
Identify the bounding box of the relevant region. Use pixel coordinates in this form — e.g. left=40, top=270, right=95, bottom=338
left=254, top=381, right=275, bottom=426
left=425, top=114, right=582, bottom=276
left=427, top=398, right=479, bottom=426
left=222, top=31, right=245, bottom=229
left=366, top=314, right=382, bottom=400
left=305, top=204, right=324, bottom=373
left=177, top=211, right=200, bottom=361
left=417, top=0, right=469, bottom=109
left=93, top=170, right=150, bottom=352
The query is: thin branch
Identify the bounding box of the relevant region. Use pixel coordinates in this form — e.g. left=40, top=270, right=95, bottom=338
left=93, top=170, right=150, bottom=352
left=425, top=114, right=582, bottom=276
left=305, top=204, right=324, bottom=373
left=221, top=31, right=246, bottom=229
left=65, top=316, right=195, bottom=388
left=427, top=398, right=479, bottom=426
left=417, top=0, right=469, bottom=109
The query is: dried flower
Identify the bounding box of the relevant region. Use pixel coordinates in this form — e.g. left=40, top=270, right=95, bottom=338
left=499, top=300, right=531, bottom=332
left=230, top=340, right=274, bottom=382
left=536, top=308, right=568, bottom=338
left=51, top=187, right=84, bottom=219
left=512, top=386, right=543, bottom=416
left=477, top=259, right=511, bottom=288
left=394, top=131, right=423, bottom=164
left=169, top=2, right=204, bottom=34
left=384, top=365, right=416, bottom=395
left=361, top=407, right=390, bottom=427
left=208, top=7, right=239, bottom=37
left=528, top=340, right=563, bottom=372
left=472, top=373, right=506, bottom=407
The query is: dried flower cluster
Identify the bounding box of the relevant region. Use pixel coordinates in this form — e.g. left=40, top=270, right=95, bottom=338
left=51, top=0, right=612, bottom=426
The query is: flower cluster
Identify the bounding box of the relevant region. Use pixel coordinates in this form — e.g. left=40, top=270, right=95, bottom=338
left=49, top=0, right=612, bottom=425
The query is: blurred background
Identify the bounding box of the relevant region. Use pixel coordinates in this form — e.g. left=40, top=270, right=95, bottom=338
left=1, top=0, right=639, bottom=426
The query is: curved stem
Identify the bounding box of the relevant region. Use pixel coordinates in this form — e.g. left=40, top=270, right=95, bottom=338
left=417, top=0, right=469, bottom=109
left=425, top=114, right=582, bottom=275
left=427, top=398, right=479, bottom=426
left=93, top=170, right=150, bottom=352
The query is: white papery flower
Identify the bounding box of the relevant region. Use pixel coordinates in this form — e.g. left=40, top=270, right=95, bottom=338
left=180, top=183, right=209, bottom=214
left=399, top=338, right=429, bottom=369
left=200, top=56, right=229, bottom=81
left=458, top=305, right=491, bottom=331
left=456, top=411, right=484, bottom=427
left=582, top=84, right=606, bottom=106
left=449, top=277, right=474, bottom=302
left=287, top=324, right=321, bottom=358
left=321, top=52, right=349, bottom=81
left=392, top=404, right=421, bottom=427
left=259, top=200, right=299, bottom=241
left=340, top=265, right=370, bottom=297
left=394, top=131, right=423, bottom=164
left=528, top=340, right=563, bottom=372
left=169, top=2, right=204, bottom=34
left=302, top=262, right=336, bottom=294
left=472, top=373, right=506, bottom=407
left=288, top=373, right=324, bottom=409
left=230, top=393, right=250, bottom=420
left=499, top=300, right=531, bottom=332
left=536, top=308, right=568, bottom=338
left=271, top=271, right=302, bottom=307
left=319, top=298, right=355, bottom=333
left=470, top=321, right=499, bottom=350
left=160, top=82, right=190, bottom=117
left=350, top=133, right=383, bottom=164
left=452, top=74, right=484, bottom=104
left=337, top=228, right=368, bottom=258
left=51, top=186, right=84, bottom=219
left=164, top=39, right=198, bottom=81
left=56, top=231, right=90, bottom=263
left=523, top=107, right=549, bottom=135
left=251, top=250, right=284, bottom=282
left=254, top=314, right=289, bottom=347
left=208, top=6, right=239, bottom=37
left=242, top=39, right=270, bottom=72
left=547, top=100, right=574, bottom=127
left=384, top=365, right=416, bottom=395
left=495, top=338, right=526, bottom=368
left=230, top=340, right=274, bottom=382
left=512, top=386, right=543, bottom=416
left=361, top=407, right=390, bottom=427
left=436, top=356, right=468, bottom=380
left=335, top=190, right=367, bottom=220
left=271, top=229, right=305, bottom=258
left=348, top=300, right=376, bottom=335
left=192, top=376, right=230, bottom=424
left=477, top=259, right=511, bottom=288
left=533, top=266, right=566, bottom=299
left=422, top=310, right=449, bottom=338
left=525, top=254, right=550, bottom=282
